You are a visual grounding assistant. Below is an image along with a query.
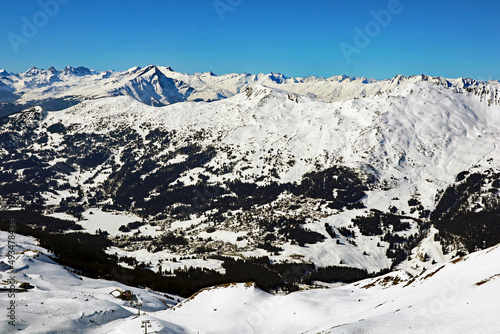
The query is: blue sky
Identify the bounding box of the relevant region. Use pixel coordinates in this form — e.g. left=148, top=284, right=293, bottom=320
left=0, top=0, right=498, bottom=79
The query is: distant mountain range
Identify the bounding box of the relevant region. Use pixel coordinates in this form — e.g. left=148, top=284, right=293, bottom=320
left=1, top=65, right=498, bottom=118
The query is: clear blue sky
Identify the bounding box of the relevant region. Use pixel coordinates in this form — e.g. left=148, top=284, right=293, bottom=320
left=0, top=0, right=498, bottom=80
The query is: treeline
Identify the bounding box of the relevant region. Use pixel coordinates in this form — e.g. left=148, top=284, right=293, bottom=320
left=102, top=144, right=217, bottom=214
left=0, top=210, right=82, bottom=232
left=103, top=162, right=367, bottom=219
left=431, top=172, right=485, bottom=221
left=305, top=266, right=369, bottom=284
left=432, top=170, right=500, bottom=254
left=211, top=255, right=376, bottom=288
left=292, top=166, right=367, bottom=209
left=436, top=211, right=500, bottom=253
left=254, top=216, right=326, bottom=247
left=352, top=210, right=410, bottom=236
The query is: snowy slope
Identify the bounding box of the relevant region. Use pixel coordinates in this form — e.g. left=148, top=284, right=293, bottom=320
left=0, top=231, right=180, bottom=333
left=2, top=231, right=499, bottom=333
left=160, top=244, right=500, bottom=334
left=38, top=81, right=500, bottom=206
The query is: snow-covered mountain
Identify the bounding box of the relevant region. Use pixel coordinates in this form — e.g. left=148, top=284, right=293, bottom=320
left=1, top=68, right=499, bottom=281
left=2, top=231, right=499, bottom=333
left=1, top=66, right=499, bottom=117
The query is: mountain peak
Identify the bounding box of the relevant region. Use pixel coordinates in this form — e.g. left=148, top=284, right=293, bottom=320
left=137, top=65, right=163, bottom=77
left=126, top=66, right=142, bottom=74
left=24, top=66, right=41, bottom=76
left=327, top=74, right=354, bottom=82
left=266, top=72, right=287, bottom=83
left=390, top=74, right=407, bottom=84
left=63, top=66, right=92, bottom=76
left=136, top=65, right=180, bottom=82
left=244, top=85, right=274, bottom=98
left=243, top=84, right=302, bottom=104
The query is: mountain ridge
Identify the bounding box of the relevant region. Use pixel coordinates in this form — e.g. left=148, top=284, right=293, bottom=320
left=1, top=65, right=498, bottom=118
